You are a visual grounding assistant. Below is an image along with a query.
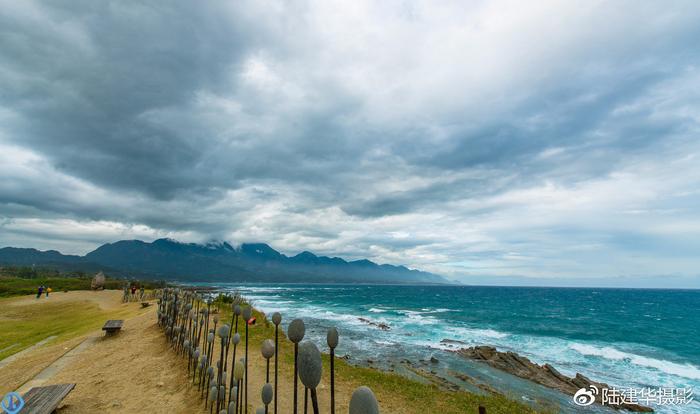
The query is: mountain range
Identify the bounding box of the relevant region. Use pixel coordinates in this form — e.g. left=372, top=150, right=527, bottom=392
left=0, top=238, right=448, bottom=284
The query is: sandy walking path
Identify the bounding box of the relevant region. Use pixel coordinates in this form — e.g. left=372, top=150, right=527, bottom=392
left=49, top=308, right=205, bottom=413
left=47, top=307, right=357, bottom=413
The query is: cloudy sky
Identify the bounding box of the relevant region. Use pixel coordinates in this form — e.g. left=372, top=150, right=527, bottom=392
left=1, top=1, right=699, bottom=287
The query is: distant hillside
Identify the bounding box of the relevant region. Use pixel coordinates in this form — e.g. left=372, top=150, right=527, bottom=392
left=0, top=238, right=448, bottom=284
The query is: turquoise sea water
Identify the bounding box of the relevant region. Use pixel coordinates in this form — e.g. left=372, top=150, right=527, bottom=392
left=212, top=284, right=699, bottom=413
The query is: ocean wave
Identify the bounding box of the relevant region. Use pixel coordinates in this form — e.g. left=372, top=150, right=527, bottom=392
left=399, top=310, right=439, bottom=325
left=570, top=343, right=700, bottom=380
left=473, top=328, right=509, bottom=339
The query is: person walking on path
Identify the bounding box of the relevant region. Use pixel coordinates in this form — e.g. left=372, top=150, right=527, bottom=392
left=46, top=286, right=52, bottom=297
left=36, top=285, right=44, bottom=299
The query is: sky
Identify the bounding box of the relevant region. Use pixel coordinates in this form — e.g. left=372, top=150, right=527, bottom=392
left=1, top=1, right=699, bottom=287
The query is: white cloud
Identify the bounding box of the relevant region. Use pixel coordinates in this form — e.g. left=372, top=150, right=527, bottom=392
left=1, top=0, right=699, bottom=286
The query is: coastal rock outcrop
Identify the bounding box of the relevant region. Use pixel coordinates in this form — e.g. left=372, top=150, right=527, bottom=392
left=358, top=317, right=390, bottom=331
left=454, top=346, right=653, bottom=412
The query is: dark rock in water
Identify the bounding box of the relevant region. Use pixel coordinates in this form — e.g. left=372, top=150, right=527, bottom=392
left=440, top=338, right=467, bottom=347
left=430, top=356, right=439, bottom=364
left=358, top=317, right=390, bottom=330
left=449, top=370, right=501, bottom=395
left=454, top=346, right=653, bottom=412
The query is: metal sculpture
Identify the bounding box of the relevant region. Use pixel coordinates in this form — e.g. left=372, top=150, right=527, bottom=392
left=242, top=306, right=253, bottom=414
left=287, top=319, right=305, bottom=414
left=271, top=312, right=281, bottom=414
left=228, top=332, right=241, bottom=407
left=298, top=341, right=322, bottom=414
left=327, top=327, right=339, bottom=414
left=234, top=357, right=245, bottom=414
left=261, top=383, right=273, bottom=414
left=349, top=386, right=379, bottom=414
left=217, top=324, right=230, bottom=412
left=261, top=339, right=275, bottom=383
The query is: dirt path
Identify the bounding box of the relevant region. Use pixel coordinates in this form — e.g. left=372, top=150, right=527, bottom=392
left=47, top=307, right=354, bottom=413
left=49, top=309, right=205, bottom=413
left=17, top=337, right=97, bottom=394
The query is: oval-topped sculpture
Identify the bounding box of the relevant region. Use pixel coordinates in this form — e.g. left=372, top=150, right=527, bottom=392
left=242, top=306, right=252, bottom=321
left=327, top=327, right=339, bottom=349
left=272, top=312, right=282, bottom=326
left=261, top=383, right=273, bottom=405
left=232, top=333, right=241, bottom=345
left=218, top=324, right=230, bottom=339
left=298, top=341, right=322, bottom=389
left=287, top=319, right=305, bottom=343
left=261, top=339, right=275, bottom=359
left=233, top=359, right=245, bottom=380
left=234, top=304, right=241, bottom=316
left=349, top=386, right=379, bottom=414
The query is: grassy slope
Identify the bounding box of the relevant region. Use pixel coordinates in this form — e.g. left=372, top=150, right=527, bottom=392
left=0, top=294, right=140, bottom=360
left=0, top=276, right=116, bottom=297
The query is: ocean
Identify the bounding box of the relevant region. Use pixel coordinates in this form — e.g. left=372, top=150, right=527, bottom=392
left=208, top=284, right=700, bottom=413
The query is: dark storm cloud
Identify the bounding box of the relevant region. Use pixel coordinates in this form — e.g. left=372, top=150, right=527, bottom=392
left=0, top=0, right=258, bottom=198
left=1, top=0, right=700, bottom=285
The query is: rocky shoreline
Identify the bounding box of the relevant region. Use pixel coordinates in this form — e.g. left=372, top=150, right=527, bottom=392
left=452, top=345, right=653, bottom=412
left=358, top=317, right=391, bottom=330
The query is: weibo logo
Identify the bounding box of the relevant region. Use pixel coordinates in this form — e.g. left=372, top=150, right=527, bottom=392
left=573, top=385, right=598, bottom=406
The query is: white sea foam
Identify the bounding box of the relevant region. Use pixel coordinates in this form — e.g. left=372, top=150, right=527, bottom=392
left=473, top=328, right=509, bottom=339
left=570, top=343, right=700, bottom=380
left=444, top=326, right=509, bottom=340
left=399, top=310, right=439, bottom=325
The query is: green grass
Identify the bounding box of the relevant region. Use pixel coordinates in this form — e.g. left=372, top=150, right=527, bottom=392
left=0, top=276, right=120, bottom=297
left=0, top=266, right=166, bottom=298
left=0, top=295, right=140, bottom=360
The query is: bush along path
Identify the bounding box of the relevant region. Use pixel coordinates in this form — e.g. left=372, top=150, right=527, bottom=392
left=156, top=288, right=380, bottom=414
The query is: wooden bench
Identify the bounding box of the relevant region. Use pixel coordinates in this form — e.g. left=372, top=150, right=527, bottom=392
left=21, top=383, right=75, bottom=414
left=102, top=319, right=123, bottom=335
